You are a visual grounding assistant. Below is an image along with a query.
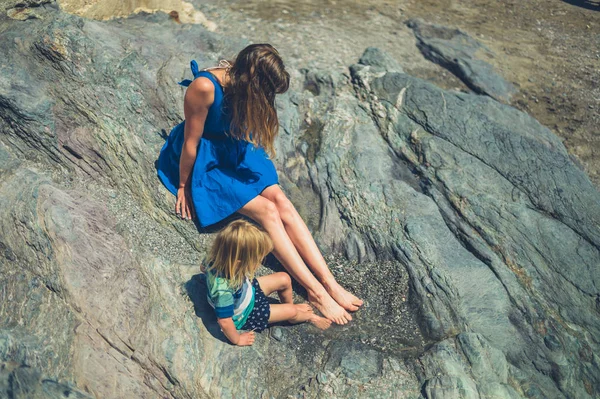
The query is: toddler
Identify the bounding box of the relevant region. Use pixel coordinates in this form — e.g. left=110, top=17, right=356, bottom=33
left=203, top=219, right=331, bottom=346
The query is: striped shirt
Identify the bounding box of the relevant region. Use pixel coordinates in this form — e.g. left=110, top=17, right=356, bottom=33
left=204, top=268, right=255, bottom=329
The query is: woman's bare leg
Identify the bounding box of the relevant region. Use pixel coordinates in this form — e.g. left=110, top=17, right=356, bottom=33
left=257, top=275, right=332, bottom=330
left=239, top=195, right=351, bottom=324
left=260, top=185, right=363, bottom=311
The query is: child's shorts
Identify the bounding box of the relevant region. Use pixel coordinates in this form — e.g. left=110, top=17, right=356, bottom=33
left=241, top=278, right=271, bottom=332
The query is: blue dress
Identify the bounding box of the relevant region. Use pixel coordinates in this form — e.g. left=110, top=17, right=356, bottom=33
left=157, top=60, right=279, bottom=227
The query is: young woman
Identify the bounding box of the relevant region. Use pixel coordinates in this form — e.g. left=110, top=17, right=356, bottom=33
left=157, top=43, right=363, bottom=324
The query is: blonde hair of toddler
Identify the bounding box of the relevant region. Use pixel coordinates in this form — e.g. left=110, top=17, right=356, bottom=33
left=205, top=219, right=274, bottom=289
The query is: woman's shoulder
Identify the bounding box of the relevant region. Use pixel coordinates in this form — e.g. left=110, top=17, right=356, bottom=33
left=184, top=76, right=216, bottom=111
left=187, top=75, right=216, bottom=95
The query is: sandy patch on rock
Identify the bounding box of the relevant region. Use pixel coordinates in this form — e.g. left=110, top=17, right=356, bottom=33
left=57, top=0, right=216, bottom=29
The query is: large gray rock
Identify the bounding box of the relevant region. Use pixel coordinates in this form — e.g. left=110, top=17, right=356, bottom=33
left=345, top=52, right=600, bottom=398
left=407, top=18, right=516, bottom=103
left=0, top=3, right=599, bottom=399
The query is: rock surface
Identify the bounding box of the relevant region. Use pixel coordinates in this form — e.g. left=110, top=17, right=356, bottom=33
left=56, top=0, right=216, bottom=28
left=407, top=18, right=516, bottom=103
left=197, top=0, right=600, bottom=198
left=1, top=2, right=599, bottom=399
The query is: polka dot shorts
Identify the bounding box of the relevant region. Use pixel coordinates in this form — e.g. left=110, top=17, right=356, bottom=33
left=241, top=278, right=271, bottom=332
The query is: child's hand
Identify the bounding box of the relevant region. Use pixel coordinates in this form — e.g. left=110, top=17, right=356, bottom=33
left=236, top=331, right=255, bottom=346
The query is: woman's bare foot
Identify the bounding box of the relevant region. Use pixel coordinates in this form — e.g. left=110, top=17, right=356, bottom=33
left=308, top=290, right=352, bottom=325
left=323, top=279, right=364, bottom=312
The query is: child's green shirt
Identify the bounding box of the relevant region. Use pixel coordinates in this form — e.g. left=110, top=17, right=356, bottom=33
left=205, top=269, right=255, bottom=329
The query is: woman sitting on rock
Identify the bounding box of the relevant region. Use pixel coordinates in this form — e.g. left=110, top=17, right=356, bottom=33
left=157, top=43, right=363, bottom=324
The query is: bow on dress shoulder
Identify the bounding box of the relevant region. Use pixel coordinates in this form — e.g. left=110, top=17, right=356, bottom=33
left=178, top=59, right=232, bottom=87
left=177, top=60, right=201, bottom=87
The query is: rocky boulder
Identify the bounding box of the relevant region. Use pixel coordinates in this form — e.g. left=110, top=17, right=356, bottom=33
left=1, top=2, right=599, bottom=398
left=407, top=18, right=516, bottom=103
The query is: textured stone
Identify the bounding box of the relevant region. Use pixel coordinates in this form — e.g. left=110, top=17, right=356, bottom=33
left=407, top=18, right=516, bottom=102
left=0, top=5, right=598, bottom=399
left=325, top=342, right=383, bottom=382
left=359, top=46, right=404, bottom=73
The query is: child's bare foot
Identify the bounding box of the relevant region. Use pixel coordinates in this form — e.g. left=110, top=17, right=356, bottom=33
left=308, top=290, right=351, bottom=325
left=308, top=314, right=332, bottom=330
left=290, top=304, right=331, bottom=329
left=323, top=279, right=363, bottom=312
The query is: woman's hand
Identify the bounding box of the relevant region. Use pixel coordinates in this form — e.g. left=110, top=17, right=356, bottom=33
left=236, top=331, right=256, bottom=346
left=176, top=186, right=195, bottom=220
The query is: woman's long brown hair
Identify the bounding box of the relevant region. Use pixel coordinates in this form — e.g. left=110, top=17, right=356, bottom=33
left=223, top=44, right=290, bottom=157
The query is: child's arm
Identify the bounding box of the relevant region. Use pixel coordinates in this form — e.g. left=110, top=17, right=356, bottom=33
left=217, top=317, right=255, bottom=346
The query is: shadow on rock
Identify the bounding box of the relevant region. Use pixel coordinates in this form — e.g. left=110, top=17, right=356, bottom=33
left=262, top=253, right=310, bottom=299
left=191, top=212, right=244, bottom=234
left=561, top=0, right=600, bottom=10
left=183, top=273, right=229, bottom=344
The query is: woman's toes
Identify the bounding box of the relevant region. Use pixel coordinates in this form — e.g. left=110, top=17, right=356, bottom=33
left=308, top=291, right=349, bottom=324
left=324, top=280, right=363, bottom=312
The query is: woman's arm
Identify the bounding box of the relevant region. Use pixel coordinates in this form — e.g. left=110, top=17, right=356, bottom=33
left=176, top=77, right=214, bottom=219
left=217, top=317, right=256, bottom=346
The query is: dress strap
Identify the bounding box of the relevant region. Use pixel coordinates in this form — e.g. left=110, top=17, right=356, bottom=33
left=178, top=59, right=231, bottom=87
left=177, top=60, right=201, bottom=87
left=204, top=59, right=232, bottom=71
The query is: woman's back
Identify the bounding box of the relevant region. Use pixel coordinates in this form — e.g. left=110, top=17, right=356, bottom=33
left=156, top=59, right=279, bottom=227
left=184, top=67, right=230, bottom=138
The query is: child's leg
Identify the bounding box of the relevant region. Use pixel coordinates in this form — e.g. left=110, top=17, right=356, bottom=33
left=268, top=303, right=309, bottom=324
left=269, top=304, right=332, bottom=330
left=257, top=272, right=293, bottom=304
